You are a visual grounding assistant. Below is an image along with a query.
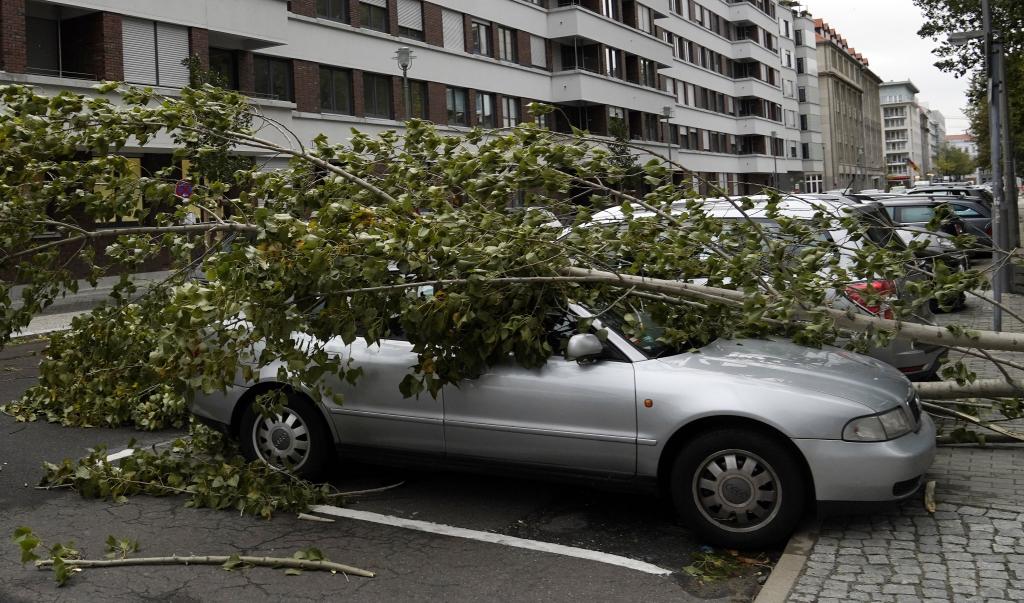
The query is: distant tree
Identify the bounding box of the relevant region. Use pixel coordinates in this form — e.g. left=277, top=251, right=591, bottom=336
left=934, top=143, right=977, bottom=178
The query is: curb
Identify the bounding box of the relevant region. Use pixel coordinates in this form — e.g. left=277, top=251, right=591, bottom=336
left=752, top=520, right=818, bottom=603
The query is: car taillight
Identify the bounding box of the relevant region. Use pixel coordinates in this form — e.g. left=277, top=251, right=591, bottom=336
left=844, top=280, right=896, bottom=319
left=954, top=222, right=963, bottom=235
left=986, top=224, right=992, bottom=236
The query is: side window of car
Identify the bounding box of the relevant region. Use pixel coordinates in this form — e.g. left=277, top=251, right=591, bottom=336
left=542, top=312, right=628, bottom=363
left=898, top=206, right=935, bottom=223
left=951, top=204, right=982, bottom=218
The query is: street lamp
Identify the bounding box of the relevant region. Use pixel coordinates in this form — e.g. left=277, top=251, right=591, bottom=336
left=770, top=130, right=779, bottom=191
left=394, top=47, right=415, bottom=120
left=661, top=105, right=675, bottom=171
left=950, top=1, right=1012, bottom=329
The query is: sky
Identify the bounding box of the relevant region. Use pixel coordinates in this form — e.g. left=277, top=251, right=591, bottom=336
left=801, top=0, right=973, bottom=136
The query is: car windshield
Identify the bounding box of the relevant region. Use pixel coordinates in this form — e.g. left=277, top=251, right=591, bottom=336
left=598, top=306, right=687, bottom=358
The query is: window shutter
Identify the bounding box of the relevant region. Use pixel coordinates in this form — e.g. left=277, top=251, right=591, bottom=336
left=122, top=17, right=157, bottom=85
left=530, top=35, right=546, bottom=68
left=397, top=0, right=422, bottom=30
left=442, top=9, right=464, bottom=52
left=156, top=23, right=190, bottom=87
left=362, top=0, right=387, bottom=7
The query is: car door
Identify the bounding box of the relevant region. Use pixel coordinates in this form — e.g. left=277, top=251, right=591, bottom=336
left=949, top=202, right=991, bottom=243
left=442, top=312, right=638, bottom=476
left=320, top=335, right=444, bottom=453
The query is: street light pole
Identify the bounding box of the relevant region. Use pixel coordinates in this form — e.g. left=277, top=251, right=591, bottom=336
left=661, top=105, right=674, bottom=181
left=394, top=47, right=415, bottom=120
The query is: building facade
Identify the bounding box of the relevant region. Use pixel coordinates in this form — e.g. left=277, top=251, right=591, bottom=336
left=0, top=0, right=817, bottom=196
left=792, top=9, right=824, bottom=193
left=927, top=108, right=946, bottom=172
left=813, top=19, right=884, bottom=192
left=879, top=80, right=929, bottom=187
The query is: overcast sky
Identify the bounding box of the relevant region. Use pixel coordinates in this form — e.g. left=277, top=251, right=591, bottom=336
left=802, top=0, right=973, bottom=136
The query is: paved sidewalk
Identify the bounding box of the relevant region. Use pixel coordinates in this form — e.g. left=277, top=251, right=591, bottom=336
left=789, top=287, right=1024, bottom=602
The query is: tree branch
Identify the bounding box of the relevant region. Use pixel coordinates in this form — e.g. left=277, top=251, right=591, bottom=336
left=35, top=554, right=374, bottom=578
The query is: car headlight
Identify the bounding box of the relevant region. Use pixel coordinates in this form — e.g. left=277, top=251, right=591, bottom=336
left=843, top=407, right=913, bottom=442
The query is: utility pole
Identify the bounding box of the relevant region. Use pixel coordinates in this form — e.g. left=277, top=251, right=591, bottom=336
left=984, top=0, right=1006, bottom=330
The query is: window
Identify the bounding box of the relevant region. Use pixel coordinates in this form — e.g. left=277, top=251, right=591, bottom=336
left=360, top=0, right=388, bottom=32
left=208, top=48, right=238, bottom=90
left=408, top=80, right=428, bottom=119
left=446, top=87, right=469, bottom=125
left=636, top=4, right=654, bottom=34
left=121, top=18, right=190, bottom=87
left=471, top=20, right=492, bottom=56
left=319, top=66, right=353, bottom=114
left=800, top=114, right=808, bottom=131
left=476, top=92, right=496, bottom=127
left=363, top=73, right=392, bottom=118
left=501, top=96, right=519, bottom=127
left=638, top=58, right=656, bottom=87
left=530, top=35, right=547, bottom=68
left=951, top=204, right=983, bottom=218
left=497, top=26, right=517, bottom=62
left=317, top=0, right=348, bottom=22
left=253, top=55, right=293, bottom=101
left=796, top=57, right=804, bottom=74
left=798, top=86, right=806, bottom=103
left=604, top=47, right=622, bottom=79
left=802, top=142, right=809, bottom=158
left=784, top=50, right=792, bottom=68
left=397, top=0, right=423, bottom=39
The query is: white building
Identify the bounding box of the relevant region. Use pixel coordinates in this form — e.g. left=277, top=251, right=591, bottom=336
left=0, top=0, right=815, bottom=195
left=880, top=80, right=929, bottom=187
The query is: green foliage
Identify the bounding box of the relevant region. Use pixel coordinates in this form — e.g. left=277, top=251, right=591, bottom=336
left=12, top=527, right=80, bottom=586
left=681, top=548, right=771, bottom=584
left=39, top=424, right=339, bottom=518
left=104, top=535, right=139, bottom=560
left=934, top=143, right=977, bottom=178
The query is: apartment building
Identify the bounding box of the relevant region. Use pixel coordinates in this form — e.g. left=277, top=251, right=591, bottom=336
left=927, top=108, right=946, bottom=172
left=813, top=19, right=884, bottom=192
left=879, top=80, right=930, bottom=187
left=0, top=0, right=813, bottom=195
left=791, top=9, right=824, bottom=193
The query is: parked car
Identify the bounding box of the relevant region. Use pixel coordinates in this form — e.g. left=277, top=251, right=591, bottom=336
left=906, top=185, right=993, bottom=209
left=587, top=195, right=947, bottom=381
left=879, top=197, right=985, bottom=254
left=191, top=302, right=936, bottom=548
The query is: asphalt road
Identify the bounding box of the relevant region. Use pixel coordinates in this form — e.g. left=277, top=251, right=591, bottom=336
left=0, top=340, right=767, bottom=602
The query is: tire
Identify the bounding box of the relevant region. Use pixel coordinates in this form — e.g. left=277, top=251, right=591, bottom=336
left=239, top=391, right=332, bottom=481
left=669, top=429, right=805, bottom=549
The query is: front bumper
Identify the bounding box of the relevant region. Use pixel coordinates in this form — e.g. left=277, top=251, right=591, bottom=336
left=794, top=413, right=936, bottom=502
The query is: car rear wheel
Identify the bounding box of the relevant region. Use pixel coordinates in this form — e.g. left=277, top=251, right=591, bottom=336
left=239, top=391, right=331, bottom=481
left=670, top=429, right=805, bottom=549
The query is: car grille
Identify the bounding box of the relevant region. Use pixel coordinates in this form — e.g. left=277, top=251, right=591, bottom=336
left=907, top=391, right=922, bottom=426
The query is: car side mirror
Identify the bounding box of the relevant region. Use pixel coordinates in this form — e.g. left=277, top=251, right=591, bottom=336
left=566, top=333, right=603, bottom=362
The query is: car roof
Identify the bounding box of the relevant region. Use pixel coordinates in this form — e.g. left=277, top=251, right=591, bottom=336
left=587, top=194, right=869, bottom=224
left=879, top=196, right=981, bottom=206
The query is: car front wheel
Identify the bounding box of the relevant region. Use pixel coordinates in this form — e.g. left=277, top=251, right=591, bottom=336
left=670, top=429, right=805, bottom=549
left=239, top=391, right=331, bottom=481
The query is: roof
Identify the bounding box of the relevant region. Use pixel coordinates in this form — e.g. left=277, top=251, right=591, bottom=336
left=813, top=19, right=871, bottom=66
left=880, top=80, right=921, bottom=94
left=945, top=133, right=974, bottom=142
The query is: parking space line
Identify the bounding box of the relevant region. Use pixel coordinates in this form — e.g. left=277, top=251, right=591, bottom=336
left=310, top=505, right=674, bottom=576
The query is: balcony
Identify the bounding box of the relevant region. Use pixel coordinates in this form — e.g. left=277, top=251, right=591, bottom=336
left=550, top=69, right=673, bottom=114
left=734, top=77, right=781, bottom=99
left=547, top=7, right=673, bottom=66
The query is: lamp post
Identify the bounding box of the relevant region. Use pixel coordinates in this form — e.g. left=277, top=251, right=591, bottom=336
left=950, top=0, right=1009, bottom=329
left=394, top=47, right=415, bottom=120
left=770, top=130, right=779, bottom=190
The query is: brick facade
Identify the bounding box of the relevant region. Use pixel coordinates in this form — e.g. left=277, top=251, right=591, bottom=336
left=237, top=51, right=255, bottom=94
left=387, top=0, right=399, bottom=37
left=516, top=30, right=531, bottom=66
left=0, top=0, right=27, bottom=73
left=427, top=80, right=447, bottom=124
left=289, top=0, right=316, bottom=17
left=349, top=0, right=361, bottom=28
left=188, top=27, right=209, bottom=72
left=392, top=76, right=405, bottom=121
left=422, top=2, right=443, bottom=46
left=293, top=59, right=320, bottom=113
left=352, top=69, right=365, bottom=117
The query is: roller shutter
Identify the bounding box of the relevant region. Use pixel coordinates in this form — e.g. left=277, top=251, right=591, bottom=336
left=156, top=23, right=190, bottom=88
left=442, top=9, right=464, bottom=52
left=362, top=0, right=387, bottom=6
left=397, top=0, right=422, bottom=30
left=530, top=35, right=546, bottom=68
left=122, top=17, right=157, bottom=85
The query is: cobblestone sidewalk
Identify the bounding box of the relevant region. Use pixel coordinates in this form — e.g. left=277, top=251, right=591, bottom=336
left=789, top=287, right=1024, bottom=602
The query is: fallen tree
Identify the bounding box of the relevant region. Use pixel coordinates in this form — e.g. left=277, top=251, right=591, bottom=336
left=0, top=82, right=1021, bottom=443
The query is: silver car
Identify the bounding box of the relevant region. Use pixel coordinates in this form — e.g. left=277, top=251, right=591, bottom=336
left=191, top=304, right=935, bottom=548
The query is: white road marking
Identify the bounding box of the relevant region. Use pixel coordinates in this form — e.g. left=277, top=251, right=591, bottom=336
left=105, top=448, right=136, bottom=462
left=310, top=505, right=674, bottom=576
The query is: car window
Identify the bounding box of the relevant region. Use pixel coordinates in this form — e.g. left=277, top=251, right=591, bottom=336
left=543, top=313, right=628, bottom=362
left=896, top=206, right=934, bottom=223
left=951, top=204, right=982, bottom=218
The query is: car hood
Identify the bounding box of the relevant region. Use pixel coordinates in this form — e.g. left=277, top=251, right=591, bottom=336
left=655, top=338, right=911, bottom=412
